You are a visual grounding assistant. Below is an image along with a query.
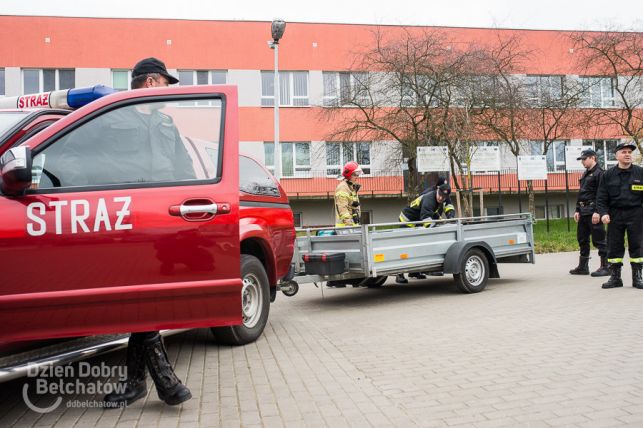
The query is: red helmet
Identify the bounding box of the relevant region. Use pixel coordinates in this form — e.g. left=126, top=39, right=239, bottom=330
left=342, top=161, right=363, bottom=179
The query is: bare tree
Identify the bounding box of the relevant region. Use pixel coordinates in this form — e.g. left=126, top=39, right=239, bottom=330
left=571, top=29, right=643, bottom=150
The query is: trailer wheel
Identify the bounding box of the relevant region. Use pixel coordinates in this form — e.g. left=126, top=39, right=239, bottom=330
left=454, top=248, right=489, bottom=293
left=211, top=255, right=270, bottom=345
left=281, top=280, right=299, bottom=297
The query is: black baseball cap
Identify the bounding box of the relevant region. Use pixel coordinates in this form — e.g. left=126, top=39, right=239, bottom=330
left=132, top=57, right=179, bottom=84
left=614, top=142, right=637, bottom=153
left=437, top=183, right=451, bottom=197
left=576, top=149, right=597, bottom=160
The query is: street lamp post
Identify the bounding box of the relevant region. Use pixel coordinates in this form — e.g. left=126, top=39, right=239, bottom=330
left=269, top=19, right=286, bottom=180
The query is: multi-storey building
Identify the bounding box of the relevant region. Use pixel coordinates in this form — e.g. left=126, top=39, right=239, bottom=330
left=0, top=16, right=638, bottom=226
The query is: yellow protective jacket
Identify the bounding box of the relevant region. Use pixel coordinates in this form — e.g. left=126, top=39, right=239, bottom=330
left=334, top=179, right=360, bottom=227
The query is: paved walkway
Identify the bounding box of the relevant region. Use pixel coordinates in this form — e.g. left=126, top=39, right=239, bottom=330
left=2, top=252, right=643, bottom=427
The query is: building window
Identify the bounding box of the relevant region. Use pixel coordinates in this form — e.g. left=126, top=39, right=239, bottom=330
left=263, top=142, right=311, bottom=177
left=583, top=139, right=619, bottom=169
left=178, top=70, right=227, bottom=85
left=0, top=68, right=4, bottom=96
left=525, top=75, right=563, bottom=106
left=177, top=70, right=227, bottom=106
left=546, top=140, right=567, bottom=172
left=261, top=71, right=309, bottom=106
left=293, top=212, right=303, bottom=228
left=360, top=211, right=372, bottom=225
left=112, top=70, right=131, bottom=91
left=325, top=142, right=371, bottom=176
left=323, top=71, right=368, bottom=106
left=580, top=77, right=615, bottom=108
left=22, top=69, right=75, bottom=94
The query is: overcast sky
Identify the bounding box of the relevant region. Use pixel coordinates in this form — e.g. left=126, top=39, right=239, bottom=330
left=2, top=0, right=641, bottom=31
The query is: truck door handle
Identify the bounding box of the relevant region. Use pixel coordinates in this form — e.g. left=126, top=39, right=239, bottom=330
left=169, top=201, right=231, bottom=220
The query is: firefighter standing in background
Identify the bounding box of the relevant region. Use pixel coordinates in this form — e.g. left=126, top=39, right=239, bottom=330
left=569, top=149, right=609, bottom=277
left=395, top=183, right=455, bottom=284
left=595, top=141, right=643, bottom=289
left=335, top=161, right=362, bottom=227
left=327, top=161, right=363, bottom=288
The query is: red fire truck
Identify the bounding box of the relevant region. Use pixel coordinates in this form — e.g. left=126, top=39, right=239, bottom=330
left=0, top=85, right=295, bottom=380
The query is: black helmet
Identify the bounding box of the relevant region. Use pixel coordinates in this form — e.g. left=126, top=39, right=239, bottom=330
left=437, top=183, right=451, bottom=197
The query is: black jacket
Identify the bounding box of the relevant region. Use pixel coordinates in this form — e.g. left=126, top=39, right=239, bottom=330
left=596, top=164, right=643, bottom=216
left=400, top=190, right=455, bottom=223
left=575, top=163, right=603, bottom=214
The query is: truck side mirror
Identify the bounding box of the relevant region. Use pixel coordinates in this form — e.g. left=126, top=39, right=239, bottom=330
left=0, top=146, right=33, bottom=196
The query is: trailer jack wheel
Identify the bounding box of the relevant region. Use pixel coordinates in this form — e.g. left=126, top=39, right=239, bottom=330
left=280, top=280, right=299, bottom=297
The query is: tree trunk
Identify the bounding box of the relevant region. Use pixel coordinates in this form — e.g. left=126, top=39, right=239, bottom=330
left=527, top=181, right=536, bottom=218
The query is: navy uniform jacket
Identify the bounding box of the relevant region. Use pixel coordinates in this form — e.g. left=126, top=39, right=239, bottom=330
left=400, top=190, right=455, bottom=225
left=596, top=164, right=643, bottom=216
left=57, top=105, right=196, bottom=186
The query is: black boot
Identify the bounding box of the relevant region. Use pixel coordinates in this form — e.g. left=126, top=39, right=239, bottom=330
left=395, top=274, right=408, bottom=284
left=408, top=272, right=427, bottom=279
left=602, top=264, right=623, bottom=289
left=104, top=334, right=148, bottom=408
left=591, top=256, right=610, bottom=277
left=632, top=263, right=643, bottom=289
left=143, top=333, right=192, bottom=406
left=569, top=256, right=590, bottom=275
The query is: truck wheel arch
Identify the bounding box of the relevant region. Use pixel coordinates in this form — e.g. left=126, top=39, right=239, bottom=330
left=443, top=241, right=499, bottom=279
left=240, top=237, right=277, bottom=285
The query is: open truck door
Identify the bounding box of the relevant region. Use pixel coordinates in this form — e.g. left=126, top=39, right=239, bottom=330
left=0, top=85, right=241, bottom=344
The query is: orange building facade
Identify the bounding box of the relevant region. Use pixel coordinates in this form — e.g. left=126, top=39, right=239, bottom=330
left=0, top=16, right=636, bottom=225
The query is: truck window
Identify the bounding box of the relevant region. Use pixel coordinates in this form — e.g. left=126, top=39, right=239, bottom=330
left=32, top=99, right=223, bottom=189
left=239, top=156, right=281, bottom=197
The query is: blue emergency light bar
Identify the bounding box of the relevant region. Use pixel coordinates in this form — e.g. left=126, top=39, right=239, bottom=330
left=0, top=85, right=117, bottom=110
left=66, top=85, right=117, bottom=109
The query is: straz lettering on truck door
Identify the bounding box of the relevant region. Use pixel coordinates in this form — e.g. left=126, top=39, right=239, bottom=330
left=26, top=196, right=132, bottom=236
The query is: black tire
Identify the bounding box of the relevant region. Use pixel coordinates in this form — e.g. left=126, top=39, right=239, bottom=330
left=281, top=281, right=299, bottom=297
left=211, top=255, right=270, bottom=345
left=362, top=276, right=388, bottom=288
left=453, top=248, right=489, bottom=293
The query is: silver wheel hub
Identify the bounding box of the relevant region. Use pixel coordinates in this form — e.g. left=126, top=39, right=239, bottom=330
left=465, top=255, right=485, bottom=287
left=242, top=273, right=262, bottom=328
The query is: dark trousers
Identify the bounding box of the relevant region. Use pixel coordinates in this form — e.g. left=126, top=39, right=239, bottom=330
left=577, top=215, right=607, bottom=257
left=607, top=207, right=643, bottom=264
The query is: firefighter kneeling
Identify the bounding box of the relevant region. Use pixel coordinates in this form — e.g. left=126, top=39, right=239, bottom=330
left=395, top=183, right=455, bottom=284
left=596, top=141, right=643, bottom=289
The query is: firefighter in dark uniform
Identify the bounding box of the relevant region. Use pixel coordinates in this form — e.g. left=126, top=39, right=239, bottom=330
left=103, top=58, right=192, bottom=408
left=569, top=149, right=609, bottom=276
left=596, top=141, right=643, bottom=289
left=395, top=183, right=455, bottom=283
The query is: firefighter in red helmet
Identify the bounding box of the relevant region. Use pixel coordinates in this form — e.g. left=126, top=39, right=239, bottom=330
left=335, top=161, right=362, bottom=227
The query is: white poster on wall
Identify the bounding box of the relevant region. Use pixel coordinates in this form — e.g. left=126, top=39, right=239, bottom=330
left=565, top=146, right=594, bottom=171
left=469, top=146, right=501, bottom=172
left=417, top=146, right=450, bottom=172
left=517, top=155, right=547, bottom=180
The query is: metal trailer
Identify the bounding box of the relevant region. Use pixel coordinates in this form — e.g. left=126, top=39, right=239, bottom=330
left=280, top=214, right=535, bottom=296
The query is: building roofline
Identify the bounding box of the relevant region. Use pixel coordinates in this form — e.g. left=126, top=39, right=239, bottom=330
left=0, top=14, right=638, bottom=35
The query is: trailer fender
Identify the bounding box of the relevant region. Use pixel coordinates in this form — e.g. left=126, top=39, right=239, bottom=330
left=443, top=241, right=500, bottom=278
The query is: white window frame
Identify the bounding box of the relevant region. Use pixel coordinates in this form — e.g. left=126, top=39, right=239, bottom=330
left=261, top=71, right=309, bottom=107
left=323, top=71, right=369, bottom=107
left=580, top=76, right=615, bottom=108
left=0, top=68, right=5, bottom=96
left=263, top=141, right=311, bottom=178
left=177, top=70, right=227, bottom=86
left=525, top=75, right=564, bottom=106
left=325, top=142, right=372, bottom=177
left=583, top=139, right=620, bottom=169
left=22, top=68, right=75, bottom=94
left=111, top=69, right=132, bottom=91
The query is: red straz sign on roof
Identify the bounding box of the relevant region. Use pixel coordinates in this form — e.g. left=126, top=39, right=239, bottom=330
left=17, top=93, right=50, bottom=109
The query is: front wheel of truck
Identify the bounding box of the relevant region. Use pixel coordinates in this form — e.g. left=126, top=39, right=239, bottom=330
left=211, top=254, right=270, bottom=345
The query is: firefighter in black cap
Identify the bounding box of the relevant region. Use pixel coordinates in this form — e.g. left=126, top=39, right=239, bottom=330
left=569, top=148, right=609, bottom=276
left=395, top=183, right=455, bottom=283
left=596, top=141, right=643, bottom=289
